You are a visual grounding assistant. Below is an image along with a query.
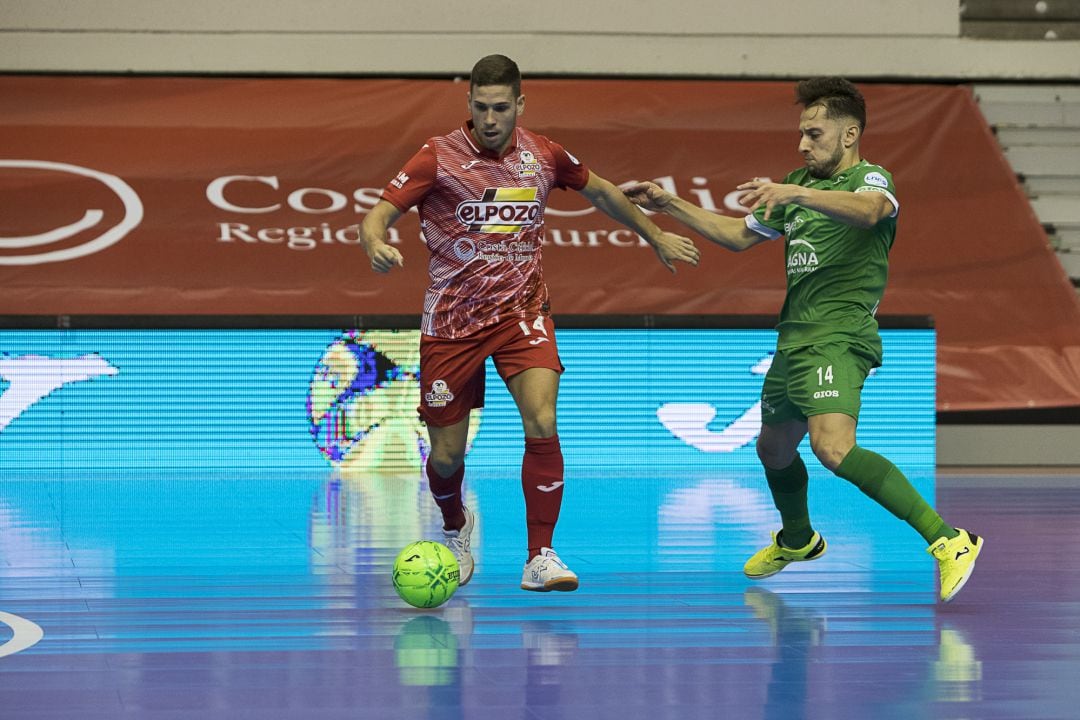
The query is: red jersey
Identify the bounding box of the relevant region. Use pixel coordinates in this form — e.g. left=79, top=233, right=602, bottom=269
left=380, top=122, right=590, bottom=338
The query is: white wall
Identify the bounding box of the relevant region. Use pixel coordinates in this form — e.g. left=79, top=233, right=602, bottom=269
left=939, top=426, right=1080, bottom=466
left=1, top=0, right=1077, bottom=78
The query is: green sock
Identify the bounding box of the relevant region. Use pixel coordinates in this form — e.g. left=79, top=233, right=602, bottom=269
left=764, top=454, right=814, bottom=548
left=835, top=446, right=958, bottom=544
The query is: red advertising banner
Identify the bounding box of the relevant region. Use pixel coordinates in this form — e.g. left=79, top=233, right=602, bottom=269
left=2, top=76, right=1079, bottom=411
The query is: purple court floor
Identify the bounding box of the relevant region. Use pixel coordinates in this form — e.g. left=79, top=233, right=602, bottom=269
left=1, top=469, right=1078, bottom=719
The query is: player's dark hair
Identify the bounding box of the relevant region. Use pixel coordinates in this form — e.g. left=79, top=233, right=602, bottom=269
left=795, top=77, right=866, bottom=132
left=470, top=54, right=521, bottom=97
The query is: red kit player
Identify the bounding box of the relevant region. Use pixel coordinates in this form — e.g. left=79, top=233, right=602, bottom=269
left=360, top=54, right=699, bottom=592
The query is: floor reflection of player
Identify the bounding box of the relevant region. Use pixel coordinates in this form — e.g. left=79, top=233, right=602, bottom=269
left=744, top=588, right=824, bottom=720
left=745, top=587, right=984, bottom=717
left=932, top=622, right=983, bottom=703
left=522, top=619, right=579, bottom=714
left=392, top=600, right=474, bottom=719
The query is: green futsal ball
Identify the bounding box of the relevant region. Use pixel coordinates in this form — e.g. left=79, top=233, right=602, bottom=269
left=392, top=541, right=460, bottom=609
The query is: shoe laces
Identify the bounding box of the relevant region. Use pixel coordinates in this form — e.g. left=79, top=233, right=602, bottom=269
left=445, top=532, right=469, bottom=555
left=538, top=548, right=567, bottom=569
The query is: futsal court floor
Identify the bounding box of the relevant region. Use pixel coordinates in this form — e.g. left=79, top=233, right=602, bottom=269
left=1, top=468, right=1078, bottom=720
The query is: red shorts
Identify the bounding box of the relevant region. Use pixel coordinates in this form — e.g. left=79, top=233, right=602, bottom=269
left=418, top=314, right=564, bottom=427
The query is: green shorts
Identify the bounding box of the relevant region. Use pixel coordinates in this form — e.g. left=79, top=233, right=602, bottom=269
left=760, top=342, right=877, bottom=425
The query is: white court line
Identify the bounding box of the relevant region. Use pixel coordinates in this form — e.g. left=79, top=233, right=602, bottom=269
left=0, top=611, right=44, bottom=657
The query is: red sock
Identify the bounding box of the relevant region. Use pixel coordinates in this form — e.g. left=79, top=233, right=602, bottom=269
left=522, top=435, right=564, bottom=560
left=426, top=459, right=465, bottom=531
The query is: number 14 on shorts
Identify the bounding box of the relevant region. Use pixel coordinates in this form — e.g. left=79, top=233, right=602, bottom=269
left=816, top=365, right=834, bottom=385
left=518, top=317, right=550, bottom=345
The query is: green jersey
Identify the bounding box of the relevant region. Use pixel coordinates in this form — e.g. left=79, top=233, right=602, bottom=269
left=747, top=159, right=898, bottom=364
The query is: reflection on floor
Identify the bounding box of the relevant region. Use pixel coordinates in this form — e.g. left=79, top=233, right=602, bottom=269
left=0, top=471, right=1077, bottom=719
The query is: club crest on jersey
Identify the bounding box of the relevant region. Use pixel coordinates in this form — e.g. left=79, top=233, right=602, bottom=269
left=516, top=150, right=542, bottom=178
left=456, top=187, right=541, bottom=233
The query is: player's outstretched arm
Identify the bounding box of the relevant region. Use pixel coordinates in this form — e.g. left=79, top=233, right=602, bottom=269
left=623, top=181, right=765, bottom=253
left=737, top=179, right=893, bottom=228
left=360, top=200, right=405, bottom=273
left=578, top=172, right=700, bottom=273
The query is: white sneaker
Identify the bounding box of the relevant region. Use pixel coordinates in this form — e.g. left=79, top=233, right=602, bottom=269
left=521, top=547, right=579, bottom=592
left=442, top=506, right=475, bottom=587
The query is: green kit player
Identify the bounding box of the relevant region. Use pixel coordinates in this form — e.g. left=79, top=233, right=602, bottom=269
left=624, top=77, right=982, bottom=603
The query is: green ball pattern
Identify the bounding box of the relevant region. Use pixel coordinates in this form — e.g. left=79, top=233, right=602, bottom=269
left=392, top=540, right=461, bottom=608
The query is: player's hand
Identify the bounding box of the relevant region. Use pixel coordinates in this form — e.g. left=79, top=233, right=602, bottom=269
left=736, top=178, right=804, bottom=221
left=367, top=242, right=405, bottom=273
left=623, top=181, right=675, bottom=212
left=651, top=231, right=700, bottom=274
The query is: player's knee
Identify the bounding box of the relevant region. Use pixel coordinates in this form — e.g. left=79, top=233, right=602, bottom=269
left=522, top=409, right=557, bottom=438
left=810, top=437, right=850, bottom=473
left=428, top=448, right=465, bottom=478
left=756, top=435, right=794, bottom=469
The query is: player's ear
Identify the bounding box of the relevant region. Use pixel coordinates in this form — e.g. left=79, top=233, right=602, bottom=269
left=844, top=123, right=860, bottom=148
left=517, top=94, right=525, bottom=117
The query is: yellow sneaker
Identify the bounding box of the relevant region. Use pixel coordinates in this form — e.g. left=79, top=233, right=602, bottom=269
left=927, top=528, right=984, bottom=602
left=743, top=530, right=827, bottom=579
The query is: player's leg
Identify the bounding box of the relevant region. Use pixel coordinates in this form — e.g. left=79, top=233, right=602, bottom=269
left=758, top=419, right=814, bottom=549
left=494, top=314, right=577, bottom=592
left=810, top=410, right=984, bottom=600
left=506, top=366, right=562, bottom=549
left=792, top=343, right=944, bottom=538
left=745, top=351, right=827, bottom=578
left=800, top=344, right=983, bottom=601
left=505, top=366, right=577, bottom=591
left=418, top=333, right=487, bottom=585
left=426, top=417, right=471, bottom=530
left=806, top=398, right=951, bottom=545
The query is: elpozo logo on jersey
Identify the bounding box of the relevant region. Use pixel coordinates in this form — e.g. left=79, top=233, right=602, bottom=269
left=455, top=187, right=541, bottom=233
left=0, top=160, right=143, bottom=265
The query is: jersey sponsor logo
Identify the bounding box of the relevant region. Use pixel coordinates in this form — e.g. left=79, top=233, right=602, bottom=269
left=863, top=171, right=889, bottom=189
left=453, top=238, right=477, bottom=261
left=424, top=379, right=455, bottom=407
left=786, top=238, right=819, bottom=276
left=456, top=187, right=541, bottom=233
left=390, top=171, right=410, bottom=189
left=473, top=238, right=537, bottom=264
left=516, top=150, right=542, bottom=178
left=784, top=216, right=806, bottom=237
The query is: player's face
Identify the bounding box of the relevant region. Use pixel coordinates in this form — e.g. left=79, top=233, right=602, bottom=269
left=468, top=84, right=524, bottom=154
left=798, top=105, right=852, bottom=179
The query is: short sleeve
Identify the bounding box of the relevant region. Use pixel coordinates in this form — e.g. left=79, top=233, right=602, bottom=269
left=545, top=138, right=590, bottom=191
left=380, top=143, right=438, bottom=213
left=746, top=206, right=785, bottom=240
left=852, top=165, right=899, bottom=218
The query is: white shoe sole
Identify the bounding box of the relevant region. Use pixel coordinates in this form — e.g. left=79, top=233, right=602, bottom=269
left=521, top=576, right=579, bottom=592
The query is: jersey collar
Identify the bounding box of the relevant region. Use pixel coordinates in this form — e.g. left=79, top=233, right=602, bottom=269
left=831, top=158, right=867, bottom=184
left=462, top=120, right=519, bottom=160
